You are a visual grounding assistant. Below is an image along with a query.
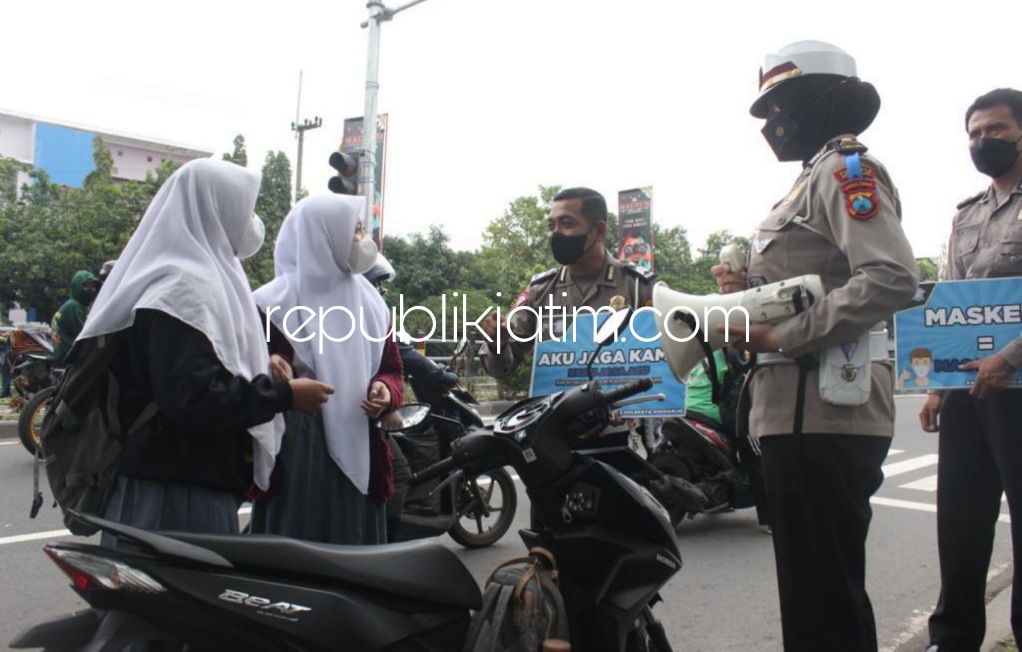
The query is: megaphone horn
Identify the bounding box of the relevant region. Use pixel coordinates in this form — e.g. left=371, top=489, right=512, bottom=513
left=653, top=274, right=825, bottom=381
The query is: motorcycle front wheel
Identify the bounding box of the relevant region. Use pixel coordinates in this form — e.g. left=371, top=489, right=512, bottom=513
left=18, top=385, right=56, bottom=456
left=448, top=467, right=518, bottom=549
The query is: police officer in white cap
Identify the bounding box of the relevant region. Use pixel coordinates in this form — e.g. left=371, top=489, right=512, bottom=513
left=713, top=41, right=918, bottom=651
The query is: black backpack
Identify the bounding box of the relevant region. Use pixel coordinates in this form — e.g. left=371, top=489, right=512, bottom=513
left=31, top=333, right=157, bottom=536
left=461, top=547, right=570, bottom=652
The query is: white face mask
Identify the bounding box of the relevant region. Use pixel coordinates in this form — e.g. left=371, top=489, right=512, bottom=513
left=235, top=214, right=265, bottom=259
left=347, top=236, right=378, bottom=275
left=912, top=364, right=931, bottom=378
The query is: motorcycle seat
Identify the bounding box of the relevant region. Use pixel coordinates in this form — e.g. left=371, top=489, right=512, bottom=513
left=168, top=533, right=481, bottom=609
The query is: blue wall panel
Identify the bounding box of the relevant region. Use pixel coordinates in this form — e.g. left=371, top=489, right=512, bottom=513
left=33, top=124, right=97, bottom=187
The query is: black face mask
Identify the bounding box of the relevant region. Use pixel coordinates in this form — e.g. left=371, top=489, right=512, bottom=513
left=761, top=111, right=804, bottom=162
left=970, top=136, right=1022, bottom=178
left=550, top=228, right=595, bottom=265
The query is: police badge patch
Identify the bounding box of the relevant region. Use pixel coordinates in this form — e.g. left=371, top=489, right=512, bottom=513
left=609, top=295, right=627, bottom=310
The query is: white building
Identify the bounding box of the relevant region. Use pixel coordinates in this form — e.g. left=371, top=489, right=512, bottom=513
left=0, top=108, right=212, bottom=190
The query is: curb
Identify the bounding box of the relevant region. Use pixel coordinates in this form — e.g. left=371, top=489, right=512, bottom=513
left=893, top=564, right=1014, bottom=652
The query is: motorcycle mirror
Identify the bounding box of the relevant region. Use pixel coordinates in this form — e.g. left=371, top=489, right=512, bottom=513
left=377, top=403, right=431, bottom=433
left=450, top=338, right=468, bottom=364
left=586, top=307, right=633, bottom=381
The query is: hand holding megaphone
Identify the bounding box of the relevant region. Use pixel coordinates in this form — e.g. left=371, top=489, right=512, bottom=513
left=711, top=243, right=748, bottom=294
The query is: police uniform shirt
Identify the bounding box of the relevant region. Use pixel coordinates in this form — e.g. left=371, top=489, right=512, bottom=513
left=747, top=135, right=919, bottom=437
left=946, top=180, right=1022, bottom=369
left=482, top=249, right=654, bottom=379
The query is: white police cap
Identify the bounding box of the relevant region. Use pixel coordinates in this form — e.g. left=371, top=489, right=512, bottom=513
left=751, top=40, right=858, bottom=118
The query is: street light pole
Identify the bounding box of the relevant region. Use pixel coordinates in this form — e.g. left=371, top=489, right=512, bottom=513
left=360, top=0, right=430, bottom=237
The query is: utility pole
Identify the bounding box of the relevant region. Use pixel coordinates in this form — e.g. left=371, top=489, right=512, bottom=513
left=360, top=0, right=430, bottom=235
left=292, top=117, right=322, bottom=203
left=291, top=71, right=322, bottom=203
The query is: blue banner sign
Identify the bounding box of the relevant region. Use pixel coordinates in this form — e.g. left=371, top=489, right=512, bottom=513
left=894, top=278, right=1022, bottom=391
left=529, top=310, right=687, bottom=417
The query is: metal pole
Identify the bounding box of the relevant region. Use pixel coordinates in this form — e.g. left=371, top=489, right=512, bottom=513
left=361, top=1, right=384, bottom=236
left=295, top=128, right=305, bottom=202
left=360, top=0, right=430, bottom=237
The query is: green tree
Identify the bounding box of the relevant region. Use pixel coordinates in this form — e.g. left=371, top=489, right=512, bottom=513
left=245, top=151, right=293, bottom=287
left=0, top=138, right=175, bottom=321
left=384, top=225, right=465, bottom=307
left=222, top=134, right=248, bottom=168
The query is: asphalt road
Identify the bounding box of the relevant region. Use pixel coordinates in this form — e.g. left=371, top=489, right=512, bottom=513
left=0, top=395, right=1012, bottom=651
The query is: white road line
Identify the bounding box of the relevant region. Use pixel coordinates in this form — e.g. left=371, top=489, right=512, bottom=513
left=0, top=529, right=72, bottom=546
left=871, top=497, right=1011, bottom=524
left=882, top=454, right=939, bottom=478
left=886, top=448, right=905, bottom=457
left=900, top=475, right=938, bottom=492
left=0, top=440, right=20, bottom=447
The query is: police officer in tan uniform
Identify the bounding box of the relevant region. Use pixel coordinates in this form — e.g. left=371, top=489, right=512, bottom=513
left=920, top=88, right=1022, bottom=652
left=481, top=187, right=654, bottom=378
left=713, top=41, right=918, bottom=652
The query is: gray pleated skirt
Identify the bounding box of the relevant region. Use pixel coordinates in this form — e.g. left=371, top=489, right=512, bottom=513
left=249, top=409, right=385, bottom=545
left=101, top=476, right=240, bottom=548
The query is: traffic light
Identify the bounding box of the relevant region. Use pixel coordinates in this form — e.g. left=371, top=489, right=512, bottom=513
left=328, top=151, right=360, bottom=195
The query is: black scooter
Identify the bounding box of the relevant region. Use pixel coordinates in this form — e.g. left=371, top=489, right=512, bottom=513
left=12, top=309, right=680, bottom=652
left=386, top=380, right=519, bottom=548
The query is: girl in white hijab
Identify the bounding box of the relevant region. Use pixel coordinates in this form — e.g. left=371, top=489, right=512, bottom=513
left=80, top=159, right=333, bottom=538
left=250, top=194, right=403, bottom=544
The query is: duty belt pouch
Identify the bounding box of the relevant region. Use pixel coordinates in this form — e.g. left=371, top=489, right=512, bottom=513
left=819, top=330, right=871, bottom=406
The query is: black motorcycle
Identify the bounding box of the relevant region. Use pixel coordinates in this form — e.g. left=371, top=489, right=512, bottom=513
left=386, top=381, right=519, bottom=549
left=12, top=309, right=680, bottom=652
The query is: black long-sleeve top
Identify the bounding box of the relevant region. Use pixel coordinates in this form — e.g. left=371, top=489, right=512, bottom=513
left=110, top=309, right=292, bottom=495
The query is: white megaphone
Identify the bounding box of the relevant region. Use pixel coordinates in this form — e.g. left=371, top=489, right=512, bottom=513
left=652, top=274, right=825, bottom=381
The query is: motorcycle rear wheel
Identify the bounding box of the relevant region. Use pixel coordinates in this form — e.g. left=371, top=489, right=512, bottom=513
left=448, top=467, right=517, bottom=549
left=18, top=385, right=56, bottom=456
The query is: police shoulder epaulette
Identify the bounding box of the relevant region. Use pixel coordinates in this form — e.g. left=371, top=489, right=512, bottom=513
left=956, top=191, right=985, bottom=210
left=528, top=268, right=558, bottom=286
left=622, top=262, right=655, bottom=283
left=836, top=137, right=868, bottom=154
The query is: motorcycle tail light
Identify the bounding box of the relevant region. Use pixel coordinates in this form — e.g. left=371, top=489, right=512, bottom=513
left=44, top=546, right=166, bottom=594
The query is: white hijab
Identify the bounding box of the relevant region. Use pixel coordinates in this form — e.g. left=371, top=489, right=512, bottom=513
left=253, top=194, right=389, bottom=495
left=79, top=158, right=284, bottom=490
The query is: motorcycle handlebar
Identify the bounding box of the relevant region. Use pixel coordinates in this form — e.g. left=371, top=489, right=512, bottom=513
left=600, top=378, right=654, bottom=406
left=409, top=456, right=458, bottom=485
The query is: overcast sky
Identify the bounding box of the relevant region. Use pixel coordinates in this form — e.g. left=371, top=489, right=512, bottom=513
left=4, top=0, right=1018, bottom=258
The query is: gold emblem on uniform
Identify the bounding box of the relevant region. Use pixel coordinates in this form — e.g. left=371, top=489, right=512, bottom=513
left=775, top=126, right=785, bottom=137
left=609, top=295, right=627, bottom=310
left=782, top=179, right=806, bottom=207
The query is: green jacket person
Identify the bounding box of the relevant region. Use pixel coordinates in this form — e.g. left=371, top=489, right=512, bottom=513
left=50, top=270, right=100, bottom=363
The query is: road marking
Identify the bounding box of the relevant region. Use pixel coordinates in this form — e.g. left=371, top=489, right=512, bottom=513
left=0, top=440, right=20, bottom=447
left=882, top=454, right=939, bottom=478
left=887, top=448, right=905, bottom=457
left=900, top=475, right=938, bottom=491
left=872, top=497, right=1011, bottom=523
left=0, top=529, right=72, bottom=546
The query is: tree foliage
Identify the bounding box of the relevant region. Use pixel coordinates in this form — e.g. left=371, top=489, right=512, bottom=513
left=222, top=134, right=248, bottom=168
left=0, top=138, right=175, bottom=322
left=245, top=150, right=294, bottom=288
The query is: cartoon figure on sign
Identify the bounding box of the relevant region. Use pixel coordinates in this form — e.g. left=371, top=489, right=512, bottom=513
left=620, top=234, right=652, bottom=270
left=899, top=347, right=940, bottom=389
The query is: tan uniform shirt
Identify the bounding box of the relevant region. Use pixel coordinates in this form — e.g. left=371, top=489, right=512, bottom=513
left=945, top=180, right=1022, bottom=369
left=482, top=249, right=654, bottom=379
left=746, top=136, right=919, bottom=438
